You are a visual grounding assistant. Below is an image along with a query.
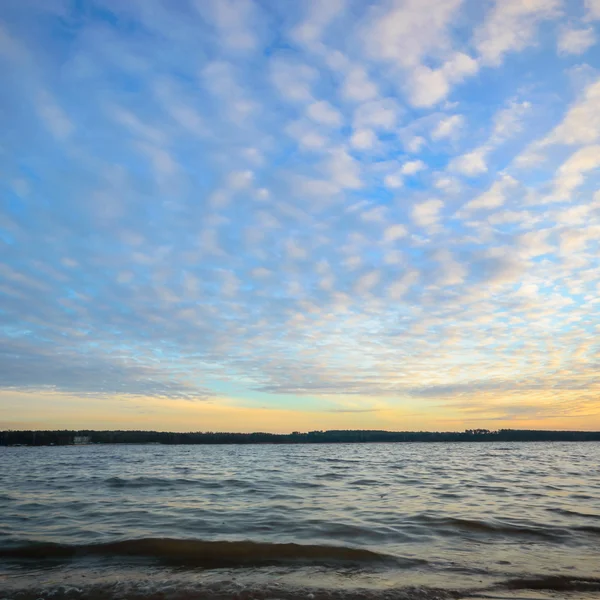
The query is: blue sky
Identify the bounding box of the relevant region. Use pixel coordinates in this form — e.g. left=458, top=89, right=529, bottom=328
left=1, top=0, right=599, bottom=431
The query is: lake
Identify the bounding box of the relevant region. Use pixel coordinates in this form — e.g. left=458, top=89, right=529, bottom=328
left=1, top=442, right=599, bottom=599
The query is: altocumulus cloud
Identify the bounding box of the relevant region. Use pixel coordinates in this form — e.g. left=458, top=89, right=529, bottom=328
left=0, top=0, right=599, bottom=422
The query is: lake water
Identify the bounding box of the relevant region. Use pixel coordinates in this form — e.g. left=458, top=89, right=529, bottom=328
left=1, top=442, right=600, bottom=600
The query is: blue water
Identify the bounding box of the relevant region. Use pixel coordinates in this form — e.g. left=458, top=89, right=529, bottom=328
left=1, top=442, right=600, bottom=599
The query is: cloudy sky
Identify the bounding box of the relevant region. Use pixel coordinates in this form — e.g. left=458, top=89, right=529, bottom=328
left=1, top=0, right=599, bottom=432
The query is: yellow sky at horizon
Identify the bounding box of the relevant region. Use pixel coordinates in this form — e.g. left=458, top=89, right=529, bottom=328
left=2, top=390, right=600, bottom=433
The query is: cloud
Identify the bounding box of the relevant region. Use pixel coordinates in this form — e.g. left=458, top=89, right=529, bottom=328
left=0, top=340, right=212, bottom=401
left=475, top=0, right=561, bottom=65
left=461, top=174, right=518, bottom=213
left=550, top=145, right=600, bottom=200
left=306, top=100, right=343, bottom=126
left=342, top=67, right=379, bottom=102
left=450, top=148, right=488, bottom=176
left=520, top=77, right=600, bottom=154
left=350, top=128, right=377, bottom=149
left=353, top=98, right=400, bottom=130
left=270, top=56, right=317, bottom=102
left=36, top=91, right=73, bottom=139
left=383, top=224, right=408, bottom=242
left=2, top=0, right=599, bottom=430
left=431, top=114, right=464, bottom=140
left=196, top=0, right=259, bottom=51
left=585, top=0, right=600, bottom=20
left=412, top=199, right=444, bottom=228
left=362, top=0, right=463, bottom=68
left=407, top=53, right=478, bottom=107
left=400, top=160, right=426, bottom=175
left=291, top=0, right=347, bottom=49
left=557, top=26, right=597, bottom=55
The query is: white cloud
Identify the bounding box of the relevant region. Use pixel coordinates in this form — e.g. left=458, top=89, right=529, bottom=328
left=434, top=175, right=462, bottom=194
left=406, top=53, right=478, bottom=107
left=450, top=148, right=488, bottom=176
left=383, top=160, right=425, bottom=189
left=540, top=78, right=600, bottom=146
left=221, top=271, right=240, bottom=297
left=286, top=239, right=308, bottom=260
left=37, top=91, right=73, bottom=139
left=228, top=170, right=254, bottom=189
left=384, top=174, right=403, bottom=189
left=350, top=128, right=377, bottom=150
left=353, top=99, right=400, bottom=130
left=354, top=270, right=381, bottom=295
left=388, top=270, right=419, bottom=299
left=342, top=67, right=379, bottom=102
left=326, top=149, right=362, bottom=189
left=551, top=145, right=600, bottom=200
left=270, top=57, right=316, bottom=103
left=517, top=230, right=553, bottom=258
left=154, top=80, right=206, bottom=136
left=383, top=224, right=408, bottom=242
left=363, top=0, right=463, bottom=68
left=557, top=26, right=597, bottom=55
left=412, top=199, right=444, bottom=227
left=137, top=143, right=178, bottom=181
left=292, top=0, right=346, bottom=49
left=431, top=114, right=464, bottom=140
left=434, top=249, right=467, bottom=286
left=360, top=206, right=387, bottom=223
left=202, top=61, right=256, bottom=120
left=242, top=147, right=265, bottom=166
left=489, top=100, right=531, bottom=143
left=197, top=0, right=257, bottom=51
left=362, top=0, right=478, bottom=106
left=516, top=78, right=600, bottom=166
left=307, top=101, right=343, bottom=127
left=251, top=267, right=272, bottom=279
left=405, top=136, right=426, bottom=153
left=585, top=0, right=600, bottom=20
left=400, top=160, right=426, bottom=175
left=462, top=174, right=518, bottom=212
left=286, top=120, right=329, bottom=150
left=475, top=0, right=561, bottom=66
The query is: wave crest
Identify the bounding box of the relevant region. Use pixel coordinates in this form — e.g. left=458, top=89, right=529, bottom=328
left=0, top=537, right=398, bottom=568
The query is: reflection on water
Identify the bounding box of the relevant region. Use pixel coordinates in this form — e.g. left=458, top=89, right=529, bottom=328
left=1, top=442, right=599, bottom=599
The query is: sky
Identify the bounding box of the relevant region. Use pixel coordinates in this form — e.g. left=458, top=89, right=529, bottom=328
left=0, top=0, right=599, bottom=433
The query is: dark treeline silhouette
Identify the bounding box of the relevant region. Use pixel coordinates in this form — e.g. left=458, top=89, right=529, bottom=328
left=2, top=429, right=600, bottom=446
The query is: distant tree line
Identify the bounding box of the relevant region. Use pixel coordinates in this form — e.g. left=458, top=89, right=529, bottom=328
left=1, top=428, right=600, bottom=446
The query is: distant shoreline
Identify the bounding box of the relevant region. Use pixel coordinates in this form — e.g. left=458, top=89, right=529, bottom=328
left=2, top=428, right=600, bottom=446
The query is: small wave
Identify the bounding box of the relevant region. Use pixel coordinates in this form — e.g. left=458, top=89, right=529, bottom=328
left=412, top=515, right=564, bottom=541
left=350, top=479, right=380, bottom=486
left=106, top=476, right=184, bottom=488
left=0, top=580, right=463, bottom=600
left=4, top=574, right=600, bottom=600
left=547, top=507, right=600, bottom=520
left=503, top=575, right=600, bottom=592
left=0, top=537, right=396, bottom=568
left=314, top=472, right=345, bottom=480
left=105, top=476, right=226, bottom=489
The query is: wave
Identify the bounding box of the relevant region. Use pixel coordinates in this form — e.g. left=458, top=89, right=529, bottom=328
left=410, top=515, right=582, bottom=541
left=0, top=537, right=397, bottom=568
left=503, top=575, right=600, bottom=592
left=547, top=507, right=600, bottom=520
left=0, top=581, right=462, bottom=600
left=3, top=573, right=600, bottom=600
